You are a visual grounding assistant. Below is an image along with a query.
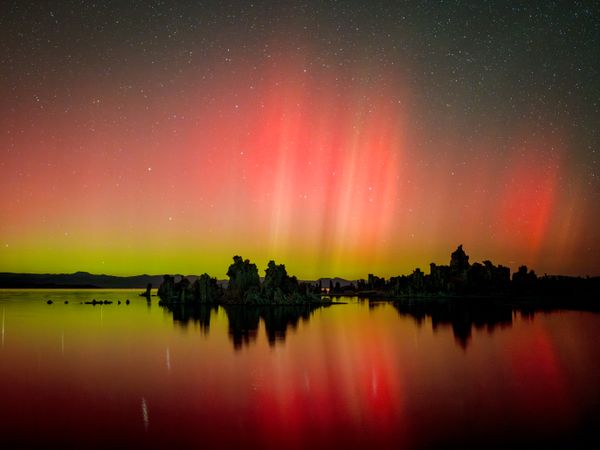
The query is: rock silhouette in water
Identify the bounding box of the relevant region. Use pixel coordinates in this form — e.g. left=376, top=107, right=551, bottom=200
left=450, top=244, right=470, bottom=275
left=140, top=283, right=152, bottom=298
left=157, top=275, right=192, bottom=302
left=84, top=299, right=111, bottom=305
left=255, top=260, right=304, bottom=305
left=157, top=273, right=222, bottom=304
left=361, top=244, right=597, bottom=304
left=192, top=274, right=221, bottom=304
left=157, top=275, right=176, bottom=300
left=225, top=256, right=260, bottom=303
left=157, top=256, right=323, bottom=305
left=153, top=245, right=598, bottom=306
left=376, top=245, right=512, bottom=297
left=512, top=265, right=538, bottom=295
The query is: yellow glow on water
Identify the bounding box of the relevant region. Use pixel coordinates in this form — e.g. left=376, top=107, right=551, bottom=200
left=0, top=290, right=599, bottom=448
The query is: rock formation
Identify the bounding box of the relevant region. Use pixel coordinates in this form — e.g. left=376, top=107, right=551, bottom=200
left=192, top=274, right=221, bottom=304
left=225, top=256, right=260, bottom=302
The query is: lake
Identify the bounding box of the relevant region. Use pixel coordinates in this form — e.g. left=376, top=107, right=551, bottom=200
left=0, top=289, right=598, bottom=449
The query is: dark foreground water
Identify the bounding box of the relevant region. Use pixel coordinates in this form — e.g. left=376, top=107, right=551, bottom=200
left=0, top=290, right=598, bottom=449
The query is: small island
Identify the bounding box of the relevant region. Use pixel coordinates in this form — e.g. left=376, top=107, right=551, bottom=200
left=157, top=256, right=322, bottom=306
left=155, top=246, right=599, bottom=309
left=326, top=245, right=600, bottom=310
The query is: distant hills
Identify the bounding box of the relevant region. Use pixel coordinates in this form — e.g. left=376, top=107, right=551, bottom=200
left=0, top=272, right=187, bottom=289
left=0, top=272, right=353, bottom=289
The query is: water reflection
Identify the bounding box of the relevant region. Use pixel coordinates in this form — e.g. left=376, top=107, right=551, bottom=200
left=389, top=298, right=517, bottom=348
left=0, top=290, right=599, bottom=449
left=224, top=304, right=325, bottom=349
left=159, top=301, right=326, bottom=350
left=160, top=302, right=217, bottom=334
left=222, top=305, right=260, bottom=349
left=157, top=296, right=560, bottom=351
left=141, top=397, right=149, bottom=431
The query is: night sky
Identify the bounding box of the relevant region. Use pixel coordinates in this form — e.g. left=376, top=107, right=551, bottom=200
left=1, top=1, right=598, bottom=278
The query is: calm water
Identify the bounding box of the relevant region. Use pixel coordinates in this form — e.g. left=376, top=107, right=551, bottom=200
left=0, top=290, right=598, bottom=449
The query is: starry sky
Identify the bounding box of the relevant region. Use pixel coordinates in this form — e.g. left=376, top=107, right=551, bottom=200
left=1, top=1, right=599, bottom=278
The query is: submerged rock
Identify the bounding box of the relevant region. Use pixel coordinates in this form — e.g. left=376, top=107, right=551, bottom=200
left=84, top=299, right=108, bottom=305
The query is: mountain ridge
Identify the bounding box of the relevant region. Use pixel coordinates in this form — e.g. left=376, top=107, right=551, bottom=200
left=0, top=272, right=354, bottom=289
